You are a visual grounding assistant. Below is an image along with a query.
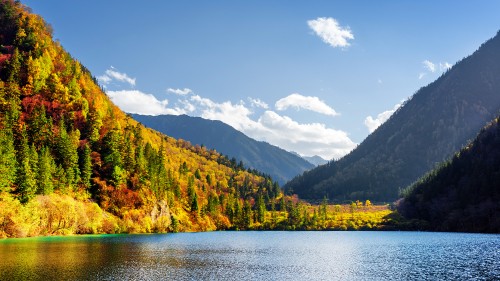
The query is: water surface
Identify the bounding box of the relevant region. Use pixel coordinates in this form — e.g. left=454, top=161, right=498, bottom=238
left=0, top=231, right=498, bottom=280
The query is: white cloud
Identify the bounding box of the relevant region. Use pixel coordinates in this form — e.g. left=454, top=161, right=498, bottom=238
left=99, top=68, right=356, bottom=159
left=257, top=111, right=356, bottom=159
left=377, top=79, right=383, bottom=84
left=98, top=67, right=136, bottom=86
left=422, top=60, right=436, bottom=73
left=189, top=95, right=355, bottom=159
left=107, top=90, right=185, bottom=115
left=167, top=88, right=193, bottom=96
left=248, top=97, right=269, bottom=109
left=275, top=93, right=339, bottom=116
left=307, top=17, right=354, bottom=48
left=364, top=102, right=402, bottom=133
left=419, top=60, right=453, bottom=79
left=439, top=62, right=452, bottom=71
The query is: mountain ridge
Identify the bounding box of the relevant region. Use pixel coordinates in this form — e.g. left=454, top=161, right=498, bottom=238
left=131, top=114, right=314, bottom=185
left=397, top=115, right=500, bottom=233
left=285, top=30, right=500, bottom=202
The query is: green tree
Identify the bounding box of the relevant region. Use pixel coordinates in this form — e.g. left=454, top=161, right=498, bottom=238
left=256, top=195, right=266, bottom=223
left=37, top=146, right=55, bottom=194
left=79, top=143, right=92, bottom=188
left=55, top=119, right=80, bottom=188
left=242, top=200, right=252, bottom=228
left=101, top=129, right=124, bottom=186
left=15, top=129, right=36, bottom=203
left=0, top=124, right=17, bottom=192
left=191, top=192, right=199, bottom=214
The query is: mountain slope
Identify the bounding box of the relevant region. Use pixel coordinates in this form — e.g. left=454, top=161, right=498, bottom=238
left=0, top=0, right=282, bottom=237
left=285, top=30, right=500, bottom=202
left=397, top=116, right=500, bottom=233
left=302, top=155, right=328, bottom=166
left=132, top=114, right=314, bottom=185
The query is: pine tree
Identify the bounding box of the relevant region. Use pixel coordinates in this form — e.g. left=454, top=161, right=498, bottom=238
left=256, top=195, right=266, bottom=223
left=37, top=146, right=54, bottom=195
left=55, top=119, right=79, bottom=189
left=79, top=143, right=92, bottom=188
left=0, top=123, right=17, bottom=192
left=15, top=128, right=36, bottom=203
left=101, top=129, right=124, bottom=186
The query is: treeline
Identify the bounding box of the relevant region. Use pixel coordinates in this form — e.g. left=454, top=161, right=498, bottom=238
left=397, top=117, right=500, bottom=233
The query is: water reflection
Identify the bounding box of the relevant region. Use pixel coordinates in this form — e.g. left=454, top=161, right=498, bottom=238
left=0, top=232, right=498, bottom=280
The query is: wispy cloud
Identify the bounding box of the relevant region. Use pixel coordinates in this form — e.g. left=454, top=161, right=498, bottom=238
left=422, top=60, right=436, bottom=73
left=439, top=62, right=452, bottom=71
left=419, top=60, right=453, bottom=79
left=275, top=93, right=339, bottom=116
left=248, top=97, right=269, bottom=109
left=98, top=67, right=136, bottom=86
left=307, top=17, right=354, bottom=48
left=167, top=88, right=193, bottom=96
left=364, top=102, right=402, bottom=133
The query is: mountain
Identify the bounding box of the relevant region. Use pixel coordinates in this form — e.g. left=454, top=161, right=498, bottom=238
left=285, top=30, right=500, bottom=202
left=131, top=114, right=314, bottom=185
left=302, top=155, right=328, bottom=166
left=397, top=116, right=500, bottom=233
left=0, top=0, right=282, bottom=237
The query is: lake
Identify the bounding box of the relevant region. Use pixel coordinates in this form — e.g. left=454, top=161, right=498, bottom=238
left=0, top=231, right=498, bottom=280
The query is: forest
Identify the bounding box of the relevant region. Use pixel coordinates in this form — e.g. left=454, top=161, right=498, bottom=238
left=285, top=30, right=500, bottom=202
left=397, top=116, right=500, bottom=233
left=0, top=0, right=398, bottom=238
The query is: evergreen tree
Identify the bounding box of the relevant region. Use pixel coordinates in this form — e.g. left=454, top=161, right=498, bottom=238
left=191, top=192, right=199, bottom=214
left=242, top=200, right=253, bottom=228
left=55, top=119, right=79, bottom=189
left=101, top=129, right=124, bottom=186
left=79, top=143, right=92, bottom=189
left=15, top=130, right=36, bottom=202
left=37, top=146, right=54, bottom=194
left=0, top=123, right=17, bottom=192
left=256, top=195, right=266, bottom=223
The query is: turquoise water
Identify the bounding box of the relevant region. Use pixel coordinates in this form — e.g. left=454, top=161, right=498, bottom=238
left=0, top=231, right=498, bottom=280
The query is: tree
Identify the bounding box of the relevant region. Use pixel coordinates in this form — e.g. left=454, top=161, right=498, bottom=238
left=79, top=143, right=92, bottom=189
left=14, top=129, right=36, bottom=203
left=0, top=124, right=17, bottom=192
left=256, top=195, right=266, bottom=223
left=191, top=192, right=199, bottom=214
left=101, top=129, right=124, bottom=186
left=37, top=146, right=55, bottom=194
left=242, top=200, right=252, bottom=228
left=54, top=119, right=80, bottom=189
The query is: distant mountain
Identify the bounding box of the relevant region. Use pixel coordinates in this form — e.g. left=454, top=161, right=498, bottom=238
left=397, top=116, right=500, bottom=233
left=302, top=155, right=328, bottom=166
left=132, top=114, right=314, bottom=185
left=285, top=31, right=500, bottom=202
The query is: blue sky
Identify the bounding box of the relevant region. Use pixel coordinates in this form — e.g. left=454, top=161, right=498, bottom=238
left=24, top=1, right=500, bottom=160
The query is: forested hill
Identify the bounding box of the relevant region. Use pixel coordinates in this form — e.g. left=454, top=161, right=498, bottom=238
left=285, top=30, right=500, bottom=202
left=397, top=116, right=500, bottom=233
left=132, top=114, right=314, bottom=185
left=0, top=0, right=282, bottom=237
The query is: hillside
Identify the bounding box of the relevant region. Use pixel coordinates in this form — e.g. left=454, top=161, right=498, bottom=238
left=0, top=0, right=283, bottom=237
left=285, top=30, right=500, bottom=202
left=132, top=114, right=314, bottom=185
left=397, top=116, right=500, bottom=233
left=302, top=155, right=328, bottom=166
